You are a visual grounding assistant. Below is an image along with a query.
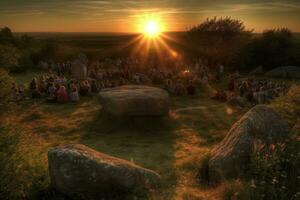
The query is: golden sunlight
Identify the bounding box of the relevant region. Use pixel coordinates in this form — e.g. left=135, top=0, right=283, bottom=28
left=143, top=20, right=161, bottom=37
left=137, top=14, right=165, bottom=38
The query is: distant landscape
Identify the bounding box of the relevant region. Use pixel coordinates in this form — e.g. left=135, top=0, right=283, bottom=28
left=1, top=13, right=300, bottom=200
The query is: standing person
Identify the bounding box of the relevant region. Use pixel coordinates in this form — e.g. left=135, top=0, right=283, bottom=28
left=228, top=75, right=235, bottom=92
left=29, top=78, right=38, bottom=91
left=11, top=83, right=19, bottom=101
left=217, top=64, right=224, bottom=80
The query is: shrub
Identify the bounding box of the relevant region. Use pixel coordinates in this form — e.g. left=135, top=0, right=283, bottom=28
left=187, top=17, right=253, bottom=68
left=222, top=86, right=300, bottom=200
left=222, top=139, right=300, bottom=200
left=244, top=28, right=300, bottom=71
left=0, top=45, right=20, bottom=71
left=0, top=68, right=13, bottom=107
left=271, top=84, right=300, bottom=126
left=12, top=52, right=35, bottom=73
left=0, top=27, right=14, bottom=44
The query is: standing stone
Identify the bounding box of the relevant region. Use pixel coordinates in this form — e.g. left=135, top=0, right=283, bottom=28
left=48, top=144, right=160, bottom=197
left=206, top=105, right=290, bottom=185
left=71, top=54, right=88, bottom=80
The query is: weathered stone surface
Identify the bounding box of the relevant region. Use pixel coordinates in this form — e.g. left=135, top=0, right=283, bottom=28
left=207, top=105, right=290, bottom=184
left=99, top=85, right=170, bottom=117
left=265, top=66, right=300, bottom=78
left=48, top=144, right=160, bottom=197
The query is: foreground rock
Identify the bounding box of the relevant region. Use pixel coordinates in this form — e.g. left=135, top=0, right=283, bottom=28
left=48, top=144, right=160, bottom=197
left=265, top=66, right=300, bottom=78
left=207, top=105, right=290, bottom=185
left=99, top=85, right=170, bottom=117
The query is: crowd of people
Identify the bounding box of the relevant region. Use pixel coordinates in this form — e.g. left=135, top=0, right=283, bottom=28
left=221, top=75, right=289, bottom=107
left=234, top=77, right=288, bottom=104
left=11, top=56, right=289, bottom=105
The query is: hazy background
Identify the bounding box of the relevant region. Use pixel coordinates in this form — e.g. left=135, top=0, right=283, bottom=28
left=1, top=0, right=300, bottom=32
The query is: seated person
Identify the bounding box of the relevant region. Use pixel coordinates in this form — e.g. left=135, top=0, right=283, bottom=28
left=227, top=93, right=242, bottom=107
left=201, top=75, right=209, bottom=85
left=29, top=78, right=38, bottom=91
left=90, top=79, right=99, bottom=93
left=31, top=88, right=42, bottom=99
left=18, top=84, right=25, bottom=100
left=187, top=81, right=196, bottom=95
left=38, top=79, right=47, bottom=94
left=57, top=85, right=68, bottom=103
left=11, top=83, right=19, bottom=101
left=47, top=83, right=57, bottom=102
left=175, top=81, right=186, bottom=96
left=211, top=90, right=227, bottom=101
left=79, top=81, right=90, bottom=96
left=69, top=84, right=79, bottom=102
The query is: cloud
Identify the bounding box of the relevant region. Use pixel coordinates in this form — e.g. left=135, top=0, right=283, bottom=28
left=1, top=0, right=300, bottom=31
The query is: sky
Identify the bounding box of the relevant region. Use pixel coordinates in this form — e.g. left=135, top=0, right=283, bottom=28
left=0, top=0, right=300, bottom=33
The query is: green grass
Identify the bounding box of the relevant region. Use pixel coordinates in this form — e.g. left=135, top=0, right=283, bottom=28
left=0, top=75, right=251, bottom=200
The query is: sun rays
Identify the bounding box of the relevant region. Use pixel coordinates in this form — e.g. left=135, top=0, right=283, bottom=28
left=124, top=32, right=179, bottom=65
left=115, top=13, right=183, bottom=66
left=143, top=20, right=161, bottom=38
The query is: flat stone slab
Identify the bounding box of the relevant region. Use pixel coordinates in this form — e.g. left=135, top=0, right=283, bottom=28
left=99, top=85, right=170, bottom=117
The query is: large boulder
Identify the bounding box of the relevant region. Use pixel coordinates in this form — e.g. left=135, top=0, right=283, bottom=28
left=48, top=144, right=160, bottom=197
left=99, top=85, right=170, bottom=117
left=207, top=105, right=290, bottom=184
left=265, top=66, right=300, bottom=78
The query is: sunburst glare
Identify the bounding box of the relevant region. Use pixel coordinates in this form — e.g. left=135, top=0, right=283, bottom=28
left=137, top=14, right=164, bottom=38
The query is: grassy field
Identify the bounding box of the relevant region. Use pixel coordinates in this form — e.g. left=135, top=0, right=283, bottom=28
left=1, top=30, right=298, bottom=200
left=0, top=73, right=251, bottom=200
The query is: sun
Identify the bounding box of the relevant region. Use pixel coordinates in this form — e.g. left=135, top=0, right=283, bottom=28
left=137, top=14, right=164, bottom=38
left=144, top=20, right=161, bottom=37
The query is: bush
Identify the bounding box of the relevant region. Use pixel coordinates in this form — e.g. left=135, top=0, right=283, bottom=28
left=187, top=17, right=253, bottom=68
left=12, top=52, right=34, bottom=73
left=0, top=27, right=14, bottom=44
left=222, top=139, right=300, bottom=200
left=271, top=84, right=300, bottom=126
left=244, top=28, right=300, bottom=71
left=0, top=69, right=13, bottom=107
left=222, top=86, right=300, bottom=200
left=0, top=45, right=20, bottom=71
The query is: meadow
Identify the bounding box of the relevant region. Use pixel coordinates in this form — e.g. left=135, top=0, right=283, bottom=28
left=1, top=27, right=300, bottom=200
left=1, top=70, right=251, bottom=200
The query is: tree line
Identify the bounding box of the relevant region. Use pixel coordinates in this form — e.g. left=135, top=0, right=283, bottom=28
left=1, top=18, right=300, bottom=74
left=186, top=17, right=300, bottom=71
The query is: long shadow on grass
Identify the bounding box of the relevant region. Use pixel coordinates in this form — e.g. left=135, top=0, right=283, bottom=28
left=72, top=110, right=180, bottom=200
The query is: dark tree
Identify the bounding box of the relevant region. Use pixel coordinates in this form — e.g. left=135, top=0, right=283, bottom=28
left=19, top=34, right=34, bottom=48
left=187, top=17, right=253, bottom=68
left=0, top=68, right=13, bottom=106
left=246, top=28, right=299, bottom=70
left=0, top=27, right=14, bottom=44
